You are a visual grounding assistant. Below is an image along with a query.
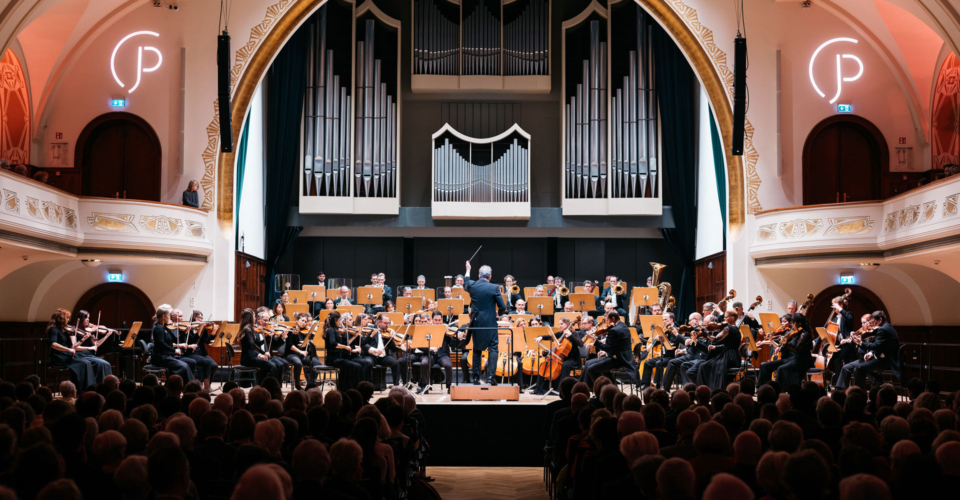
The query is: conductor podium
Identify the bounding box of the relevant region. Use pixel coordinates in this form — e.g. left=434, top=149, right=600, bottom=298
left=450, top=384, right=521, bottom=401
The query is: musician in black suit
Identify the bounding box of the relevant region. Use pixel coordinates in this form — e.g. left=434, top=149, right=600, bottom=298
left=835, top=311, right=900, bottom=390
left=582, top=311, right=637, bottom=384
left=663, top=313, right=709, bottom=388
left=600, top=276, right=628, bottom=317
left=639, top=312, right=683, bottom=389
left=461, top=261, right=508, bottom=385
left=378, top=273, right=393, bottom=305
left=576, top=281, right=603, bottom=317
left=502, top=275, right=520, bottom=313
left=334, top=287, right=355, bottom=307
left=363, top=314, right=404, bottom=387
left=417, top=312, right=455, bottom=392
left=815, top=298, right=856, bottom=386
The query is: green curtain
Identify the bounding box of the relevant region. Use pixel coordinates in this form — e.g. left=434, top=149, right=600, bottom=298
left=709, top=108, right=727, bottom=248
left=234, top=112, right=251, bottom=251
left=652, top=24, right=699, bottom=319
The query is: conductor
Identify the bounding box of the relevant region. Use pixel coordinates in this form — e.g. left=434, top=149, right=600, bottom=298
left=460, top=261, right=507, bottom=385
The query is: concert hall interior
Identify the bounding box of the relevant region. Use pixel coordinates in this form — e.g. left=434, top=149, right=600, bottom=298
left=2, top=0, right=960, bottom=499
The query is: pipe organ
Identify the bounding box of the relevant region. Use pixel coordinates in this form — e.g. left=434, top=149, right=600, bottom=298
left=413, top=0, right=459, bottom=75
left=504, top=0, right=549, bottom=76
left=300, top=1, right=400, bottom=214
left=355, top=19, right=397, bottom=198
left=561, top=1, right=661, bottom=215
left=432, top=123, right=531, bottom=219
left=565, top=20, right=607, bottom=199
left=462, top=0, right=501, bottom=76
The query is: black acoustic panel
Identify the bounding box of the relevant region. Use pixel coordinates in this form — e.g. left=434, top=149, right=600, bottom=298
left=323, top=239, right=357, bottom=283
left=414, top=239, right=450, bottom=288
left=449, top=238, right=484, bottom=279
left=573, top=239, right=605, bottom=284
left=510, top=239, right=547, bottom=287
left=478, top=238, right=513, bottom=285
left=556, top=238, right=577, bottom=283
left=604, top=239, right=637, bottom=284
left=441, top=102, right=521, bottom=138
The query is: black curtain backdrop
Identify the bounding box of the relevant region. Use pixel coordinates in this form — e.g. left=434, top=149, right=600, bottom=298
left=652, top=26, right=698, bottom=319
left=264, top=27, right=308, bottom=305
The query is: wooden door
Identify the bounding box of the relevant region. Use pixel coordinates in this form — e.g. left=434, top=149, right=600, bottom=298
left=235, top=251, right=267, bottom=320
left=73, top=283, right=156, bottom=331
left=694, top=251, right=726, bottom=314
left=803, top=116, right=887, bottom=205
left=78, top=113, right=162, bottom=201
left=808, top=285, right=888, bottom=333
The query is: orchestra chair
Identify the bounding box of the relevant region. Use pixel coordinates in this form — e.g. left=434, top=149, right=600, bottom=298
left=143, top=365, right=168, bottom=382
left=45, top=366, right=73, bottom=395
left=727, top=343, right=757, bottom=385
left=232, top=366, right=259, bottom=388
left=805, top=366, right=826, bottom=387
left=868, top=343, right=908, bottom=395
left=314, top=348, right=340, bottom=394
left=609, top=367, right=638, bottom=394
left=370, top=366, right=388, bottom=392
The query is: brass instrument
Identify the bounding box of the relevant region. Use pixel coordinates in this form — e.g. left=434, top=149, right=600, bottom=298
left=510, top=284, right=521, bottom=295
left=667, top=296, right=676, bottom=311
left=613, top=283, right=624, bottom=295
left=558, top=285, right=569, bottom=296
left=650, top=262, right=672, bottom=310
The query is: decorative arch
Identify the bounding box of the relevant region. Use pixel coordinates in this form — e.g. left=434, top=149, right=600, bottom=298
left=808, top=284, right=890, bottom=330
left=801, top=114, right=888, bottom=205
left=72, top=282, right=156, bottom=330
left=0, top=48, right=30, bottom=164
left=214, top=0, right=748, bottom=236
left=932, top=52, right=960, bottom=171
left=75, top=111, right=163, bottom=201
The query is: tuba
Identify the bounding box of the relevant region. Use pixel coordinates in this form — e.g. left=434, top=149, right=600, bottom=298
left=650, top=263, right=672, bottom=310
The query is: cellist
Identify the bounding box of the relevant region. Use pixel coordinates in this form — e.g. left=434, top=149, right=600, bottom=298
left=815, top=296, right=856, bottom=387
left=532, top=316, right=583, bottom=395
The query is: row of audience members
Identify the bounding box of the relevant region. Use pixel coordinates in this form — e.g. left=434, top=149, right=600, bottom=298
left=543, top=375, right=960, bottom=500
left=0, top=373, right=429, bottom=500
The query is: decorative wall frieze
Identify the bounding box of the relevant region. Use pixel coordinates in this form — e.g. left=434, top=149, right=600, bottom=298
left=140, top=215, right=183, bottom=235
left=779, top=218, right=822, bottom=239
left=87, top=213, right=138, bottom=233
left=824, top=216, right=874, bottom=236
left=3, top=189, right=18, bottom=213
left=756, top=224, right=777, bottom=241
left=945, top=194, right=959, bottom=218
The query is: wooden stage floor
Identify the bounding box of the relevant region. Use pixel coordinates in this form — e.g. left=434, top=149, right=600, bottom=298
left=430, top=467, right=548, bottom=500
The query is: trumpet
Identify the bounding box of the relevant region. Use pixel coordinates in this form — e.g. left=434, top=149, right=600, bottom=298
left=510, top=284, right=520, bottom=295
left=613, top=283, right=624, bottom=295
left=558, top=286, right=569, bottom=296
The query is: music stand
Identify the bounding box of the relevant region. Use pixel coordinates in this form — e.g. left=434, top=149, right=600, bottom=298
left=315, top=310, right=332, bottom=326
left=758, top=313, right=782, bottom=336
left=286, top=304, right=309, bottom=315
left=650, top=325, right=675, bottom=349
left=527, top=297, right=554, bottom=320
left=412, top=288, right=436, bottom=302
left=120, top=322, right=142, bottom=381
left=569, top=293, right=597, bottom=314
left=408, top=325, right=447, bottom=395
left=637, top=315, right=666, bottom=344
left=452, top=289, right=471, bottom=305
left=526, top=326, right=561, bottom=398
left=523, top=325, right=550, bottom=392
left=494, top=328, right=519, bottom=385
left=287, top=290, right=310, bottom=305
left=510, top=313, right=533, bottom=326
left=303, top=285, right=326, bottom=301
left=815, top=327, right=838, bottom=353
left=213, top=322, right=239, bottom=393
left=336, top=305, right=365, bottom=318
left=121, top=322, right=143, bottom=348
left=437, top=299, right=464, bottom=319
left=543, top=284, right=556, bottom=295
left=574, top=286, right=600, bottom=297
left=740, top=325, right=758, bottom=352
left=397, top=297, right=423, bottom=316
left=325, top=289, right=342, bottom=301
left=381, top=312, right=404, bottom=326
left=523, top=287, right=538, bottom=300
left=554, top=312, right=583, bottom=326
left=357, top=287, right=384, bottom=310
left=628, top=327, right=641, bottom=349
left=631, top=287, right=660, bottom=313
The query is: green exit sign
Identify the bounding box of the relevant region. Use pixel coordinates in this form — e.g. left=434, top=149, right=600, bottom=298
left=110, top=99, right=126, bottom=107
left=837, top=104, right=853, bottom=113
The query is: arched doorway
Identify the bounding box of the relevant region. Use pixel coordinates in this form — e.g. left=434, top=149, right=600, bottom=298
left=807, top=284, right=890, bottom=332
left=76, top=112, right=162, bottom=201
left=72, top=283, right=155, bottom=330
left=802, top=115, right=888, bottom=206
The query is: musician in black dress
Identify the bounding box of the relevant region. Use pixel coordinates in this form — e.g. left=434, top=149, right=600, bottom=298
left=285, top=312, right=322, bottom=389
left=638, top=312, right=682, bottom=390
left=533, top=316, right=584, bottom=395
left=835, top=311, right=901, bottom=390
left=814, top=298, right=856, bottom=387
left=151, top=304, right=196, bottom=381
left=324, top=311, right=366, bottom=389
left=757, top=314, right=795, bottom=385
left=47, top=308, right=99, bottom=390
left=185, top=310, right=219, bottom=392
left=363, top=314, right=404, bottom=387
left=695, top=310, right=742, bottom=390
left=238, top=308, right=278, bottom=384
left=774, top=313, right=816, bottom=389
left=72, top=310, right=113, bottom=382
left=582, top=311, right=637, bottom=383
left=256, top=307, right=290, bottom=377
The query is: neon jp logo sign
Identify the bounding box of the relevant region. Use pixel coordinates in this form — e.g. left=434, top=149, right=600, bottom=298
left=809, top=38, right=863, bottom=104
left=111, top=31, right=162, bottom=93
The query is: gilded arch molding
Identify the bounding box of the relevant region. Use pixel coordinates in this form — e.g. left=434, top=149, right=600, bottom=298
left=212, top=0, right=754, bottom=236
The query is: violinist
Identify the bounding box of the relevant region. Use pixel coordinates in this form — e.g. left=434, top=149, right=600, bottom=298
left=533, top=317, right=584, bottom=395
left=758, top=314, right=795, bottom=385
left=836, top=311, right=900, bottom=390
left=285, top=312, right=322, bottom=389
left=185, top=310, right=219, bottom=391
left=152, top=304, right=196, bottom=381
left=72, top=310, right=114, bottom=381
left=238, top=308, right=277, bottom=384
left=323, top=311, right=367, bottom=389
left=169, top=309, right=200, bottom=382
left=362, top=314, right=405, bottom=387
left=270, top=300, right=289, bottom=323
left=639, top=312, right=682, bottom=390
left=695, top=310, right=742, bottom=390
left=582, top=311, right=637, bottom=384
left=773, top=313, right=816, bottom=389
left=815, top=297, right=855, bottom=386
left=663, top=313, right=708, bottom=389
left=47, top=308, right=101, bottom=390
left=257, top=307, right=290, bottom=378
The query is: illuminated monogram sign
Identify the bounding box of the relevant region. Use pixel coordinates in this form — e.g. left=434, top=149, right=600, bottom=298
left=809, top=38, right=863, bottom=104
left=111, top=31, right=162, bottom=93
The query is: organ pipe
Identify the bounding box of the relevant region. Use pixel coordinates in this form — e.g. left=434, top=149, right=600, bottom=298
left=504, top=0, right=548, bottom=76
left=414, top=0, right=459, bottom=75
left=355, top=19, right=397, bottom=198
left=462, top=0, right=500, bottom=76
left=565, top=20, right=606, bottom=199
left=432, top=125, right=530, bottom=204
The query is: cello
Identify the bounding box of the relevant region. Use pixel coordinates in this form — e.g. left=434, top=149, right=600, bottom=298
left=538, top=328, right=575, bottom=380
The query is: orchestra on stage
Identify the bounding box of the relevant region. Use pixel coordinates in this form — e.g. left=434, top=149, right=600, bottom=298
left=45, top=263, right=900, bottom=397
